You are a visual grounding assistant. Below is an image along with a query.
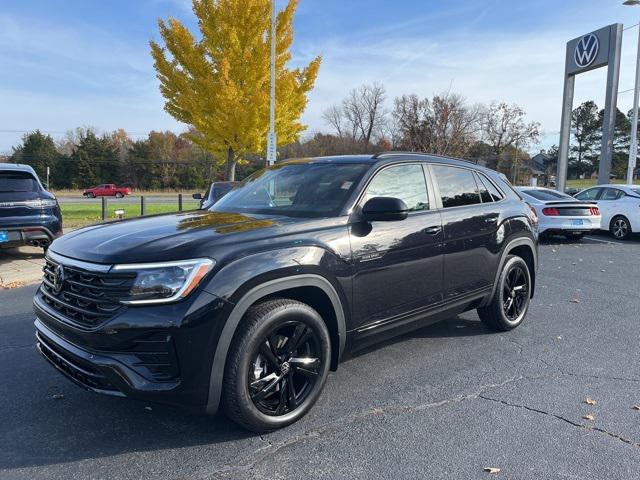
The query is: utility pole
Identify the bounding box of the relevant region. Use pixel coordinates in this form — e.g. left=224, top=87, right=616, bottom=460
left=266, top=0, right=277, bottom=166
left=628, top=22, right=640, bottom=184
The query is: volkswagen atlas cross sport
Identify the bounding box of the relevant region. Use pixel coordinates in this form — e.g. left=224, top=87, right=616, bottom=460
left=0, top=163, right=62, bottom=252
left=34, top=152, right=538, bottom=433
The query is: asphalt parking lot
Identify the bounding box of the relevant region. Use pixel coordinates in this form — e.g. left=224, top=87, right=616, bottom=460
left=1, top=235, right=640, bottom=480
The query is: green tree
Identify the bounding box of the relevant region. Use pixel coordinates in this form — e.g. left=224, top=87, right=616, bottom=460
left=570, top=101, right=599, bottom=176
left=10, top=130, right=60, bottom=186
left=70, top=130, right=118, bottom=188
left=592, top=107, right=630, bottom=178
left=150, top=0, right=321, bottom=180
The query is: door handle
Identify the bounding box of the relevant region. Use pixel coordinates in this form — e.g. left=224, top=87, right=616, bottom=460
left=485, top=217, right=498, bottom=224
left=422, top=226, right=442, bottom=235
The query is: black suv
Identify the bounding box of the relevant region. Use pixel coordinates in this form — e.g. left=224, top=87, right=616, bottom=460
left=0, top=163, right=62, bottom=251
left=33, top=153, right=538, bottom=432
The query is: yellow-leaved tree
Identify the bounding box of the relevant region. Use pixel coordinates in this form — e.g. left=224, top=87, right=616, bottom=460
left=150, top=0, right=321, bottom=180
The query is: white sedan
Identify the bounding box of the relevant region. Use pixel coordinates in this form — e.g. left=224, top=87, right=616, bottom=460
left=516, top=187, right=601, bottom=240
left=574, top=184, right=640, bottom=240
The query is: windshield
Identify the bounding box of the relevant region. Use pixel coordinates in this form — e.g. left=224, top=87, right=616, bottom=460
left=0, top=172, right=40, bottom=192
left=521, top=189, right=572, bottom=201
left=211, top=163, right=369, bottom=217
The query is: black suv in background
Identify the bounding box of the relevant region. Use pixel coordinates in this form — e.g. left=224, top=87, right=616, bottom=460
left=193, top=181, right=238, bottom=209
left=0, top=164, right=62, bottom=252
left=33, top=153, right=538, bottom=432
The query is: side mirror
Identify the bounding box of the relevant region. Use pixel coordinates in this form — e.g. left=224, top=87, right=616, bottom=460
left=361, top=197, right=409, bottom=222
left=192, top=193, right=202, bottom=200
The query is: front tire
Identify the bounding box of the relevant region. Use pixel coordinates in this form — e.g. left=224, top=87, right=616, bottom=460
left=610, top=215, right=632, bottom=240
left=477, top=255, right=531, bottom=331
left=222, top=298, right=331, bottom=433
left=115, top=192, right=124, bottom=198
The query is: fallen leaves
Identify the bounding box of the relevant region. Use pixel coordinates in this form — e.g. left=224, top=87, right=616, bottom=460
left=569, top=298, right=581, bottom=304
left=584, top=397, right=597, bottom=406
left=484, top=467, right=501, bottom=474
left=51, top=393, right=64, bottom=400
left=582, top=414, right=595, bottom=421
left=632, top=405, right=640, bottom=411
left=0, top=281, right=24, bottom=289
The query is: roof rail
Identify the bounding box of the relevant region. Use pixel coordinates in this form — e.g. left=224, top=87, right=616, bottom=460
left=371, top=151, right=432, bottom=159
left=372, top=151, right=484, bottom=167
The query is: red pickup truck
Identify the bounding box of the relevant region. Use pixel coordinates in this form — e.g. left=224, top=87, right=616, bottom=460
left=83, top=184, right=130, bottom=198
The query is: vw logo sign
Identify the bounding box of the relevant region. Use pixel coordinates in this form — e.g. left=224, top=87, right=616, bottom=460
left=574, top=33, right=599, bottom=68
left=51, top=264, right=65, bottom=295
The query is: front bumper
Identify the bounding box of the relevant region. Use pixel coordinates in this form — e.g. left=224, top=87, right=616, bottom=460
left=33, top=283, right=230, bottom=409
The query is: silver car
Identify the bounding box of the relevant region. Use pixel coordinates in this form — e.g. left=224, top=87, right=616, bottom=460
left=516, top=187, right=601, bottom=240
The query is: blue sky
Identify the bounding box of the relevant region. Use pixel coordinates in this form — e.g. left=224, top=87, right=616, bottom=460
left=2, top=0, right=640, bottom=154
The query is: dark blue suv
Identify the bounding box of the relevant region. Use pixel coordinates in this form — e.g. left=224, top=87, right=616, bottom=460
left=0, top=163, right=62, bottom=252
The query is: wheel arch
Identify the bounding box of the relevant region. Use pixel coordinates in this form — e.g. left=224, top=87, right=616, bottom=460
left=485, top=237, right=537, bottom=305
left=205, top=274, right=346, bottom=415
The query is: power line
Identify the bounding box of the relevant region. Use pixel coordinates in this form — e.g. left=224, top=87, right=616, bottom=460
left=0, top=129, right=165, bottom=136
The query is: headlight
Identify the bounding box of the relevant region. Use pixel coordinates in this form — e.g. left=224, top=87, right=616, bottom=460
left=113, top=258, right=215, bottom=305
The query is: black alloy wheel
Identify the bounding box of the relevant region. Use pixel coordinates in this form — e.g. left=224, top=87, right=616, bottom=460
left=249, top=321, right=321, bottom=416
left=223, top=298, right=331, bottom=432
left=501, top=263, right=529, bottom=323
left=477, top=254, right=531, bottom=331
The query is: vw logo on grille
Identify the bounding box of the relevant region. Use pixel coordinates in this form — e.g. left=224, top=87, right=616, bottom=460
left=51, top=264, right=65, bottom=295
left=574, top=33, right=599, bottom=68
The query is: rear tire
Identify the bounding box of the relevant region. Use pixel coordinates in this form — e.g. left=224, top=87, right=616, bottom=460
left=115, top=192, right=124, bottom=199
left=610, top=215, right=632, bottom=240
left=222, top=298, right=331, bottom=433
left=477, top=255, right=531, bottom=331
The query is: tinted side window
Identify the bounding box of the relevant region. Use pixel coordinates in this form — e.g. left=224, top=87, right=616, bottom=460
left=363, top=164, right=429, bottom=211
left=575, top=188, right=601, bottom=201
left=600, top=188, right=624, bottom=200
left=475, top=172, right=503, bottom=203
left=432, top=165, right=481, bottom=208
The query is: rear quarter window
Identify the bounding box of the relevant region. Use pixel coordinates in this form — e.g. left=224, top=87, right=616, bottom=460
left=431, top=165, right=481, bottom=208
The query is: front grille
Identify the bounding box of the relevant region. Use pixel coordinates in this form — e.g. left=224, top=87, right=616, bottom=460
left=40, top=257, right=135, bottom=329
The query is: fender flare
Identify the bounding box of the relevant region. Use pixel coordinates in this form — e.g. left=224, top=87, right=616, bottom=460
left=485, top=237, right=537, bottom=303
left=205, top=274, right=346, bottom=415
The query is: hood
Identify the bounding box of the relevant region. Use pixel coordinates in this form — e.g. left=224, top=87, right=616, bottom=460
left=50, top=210, right=298, bottom=264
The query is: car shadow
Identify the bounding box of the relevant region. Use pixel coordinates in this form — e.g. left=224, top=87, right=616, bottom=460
left=0, top=245, right=45, bottom=262
left=345, top=316, right=490, bottom=362
left=0, top=346, right=253, bottom=470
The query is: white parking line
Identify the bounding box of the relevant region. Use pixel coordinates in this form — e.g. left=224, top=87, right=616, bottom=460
left=583, top=236, right=624, bottom=245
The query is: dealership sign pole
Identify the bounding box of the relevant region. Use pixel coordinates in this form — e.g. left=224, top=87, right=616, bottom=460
left=266, top=0, right=277, bottom=167
left=557, top=24, right=623, bottom=192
